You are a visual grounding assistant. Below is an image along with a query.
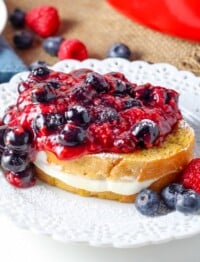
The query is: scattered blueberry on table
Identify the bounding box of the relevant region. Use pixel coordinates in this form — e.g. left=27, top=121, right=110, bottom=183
left=9, top=8, right=25, bottom=28
left=13, top=31, right=34, bottom=49
left=43, top=36, right=64, bottom=56
left=107, top=43, right=131, bottom=59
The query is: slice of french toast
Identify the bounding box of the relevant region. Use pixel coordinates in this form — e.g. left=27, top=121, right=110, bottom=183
left=34, top=120, right=194, bottom=202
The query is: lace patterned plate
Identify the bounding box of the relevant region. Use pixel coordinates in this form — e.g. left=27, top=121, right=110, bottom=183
left=0, top=58, right=200, bottom=248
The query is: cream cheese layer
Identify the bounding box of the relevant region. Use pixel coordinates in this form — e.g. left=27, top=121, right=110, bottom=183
left=34, top=151, right=158, bottom=195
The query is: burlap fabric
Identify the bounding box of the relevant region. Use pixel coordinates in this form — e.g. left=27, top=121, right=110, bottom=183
left=3, top=0, right=200, bottom=75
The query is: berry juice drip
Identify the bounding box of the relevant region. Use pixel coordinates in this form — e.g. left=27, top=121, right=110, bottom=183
left=0, top=66, right=182, bottom=187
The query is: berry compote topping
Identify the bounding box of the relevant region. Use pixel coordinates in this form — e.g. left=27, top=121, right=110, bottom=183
left=0, top=67, right=182, bottom=187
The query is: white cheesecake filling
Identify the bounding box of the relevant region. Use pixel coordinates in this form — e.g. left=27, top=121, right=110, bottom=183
left=34, top=151, right=158, bottom=196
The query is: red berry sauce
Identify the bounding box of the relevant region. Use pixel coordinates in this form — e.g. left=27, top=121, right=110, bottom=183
left=1, top=67, right=182, bottom=174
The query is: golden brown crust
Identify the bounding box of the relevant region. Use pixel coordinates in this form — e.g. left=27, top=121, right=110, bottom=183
left=45, top=121, right=194, bottom=181
left=34, top=121, right=195, bottom=203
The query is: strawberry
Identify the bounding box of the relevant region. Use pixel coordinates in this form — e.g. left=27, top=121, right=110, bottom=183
left=25, top=6, right=60, bottom=37
left=181, top=158, right=200, bottom=194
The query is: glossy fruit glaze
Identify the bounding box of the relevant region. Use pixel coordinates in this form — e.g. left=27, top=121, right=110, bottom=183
left=0, top=66, right=182, bottom=164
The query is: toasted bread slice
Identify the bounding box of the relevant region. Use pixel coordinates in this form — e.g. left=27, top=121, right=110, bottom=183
left=34, top=120, right=195, bottom=203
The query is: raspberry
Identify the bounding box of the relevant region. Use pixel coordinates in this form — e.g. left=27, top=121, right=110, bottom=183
left=58, top=39, right=88, bottom=61
left=181, top=158, right=200, bottom=194
left=25, top=6, right=60, bottom=37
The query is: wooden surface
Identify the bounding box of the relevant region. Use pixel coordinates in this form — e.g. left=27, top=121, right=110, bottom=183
left=3, top=0, right=200, bottom=74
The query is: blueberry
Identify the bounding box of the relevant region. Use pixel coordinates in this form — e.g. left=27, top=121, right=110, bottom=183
left=34, top=113, right=65, bottom=131
left=46, top=80, right=61, bottom=90
left=85, top=72, right=110, bottom=93
left=135, top=189, right=160, bottom=216
left=113, top=83, right=134, bottom=96
left=32, top=84, right=56, bottom=103
left=125, top=84, right=136, bottom=97
left=107, top=43, right=131, bottom=59
left=5, top=165, right=36, bottom=188
left=29, top=61, right=49, bottom=71
left=4, top=126, right=30, bottom=151
left=132, top=119, right=159, bottom=147
left=123, top=98, right=142, bottom=109
left=13, top=31, right=34, bottom=49
left=161, top=183, right=185, bottom=210
left=1, top=149, right=29, bottom=173
left=65, top=106, right=90, bottom=125
left=59, top=123, right=86, bottom=146
left=176, top=189, right=200, bottom=214
left=98, top=107, right=118, bottom=122
left=70, top=85, right=96, bottom=104
left=136, top=86, right=152, bottom=102
left=9, top=8, right=25, bottom=28
left=32, top=66, right=50, bottom=78
left=113, top=80, right=127, bottom=95
left=43, top=37, right=64, bottom=56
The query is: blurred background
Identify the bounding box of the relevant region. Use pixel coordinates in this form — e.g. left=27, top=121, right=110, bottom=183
left=3, top=0, right=200, bottom=75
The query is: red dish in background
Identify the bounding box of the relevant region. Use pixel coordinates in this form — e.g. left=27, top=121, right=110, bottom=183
left=107, top=0, right=200, bottom=42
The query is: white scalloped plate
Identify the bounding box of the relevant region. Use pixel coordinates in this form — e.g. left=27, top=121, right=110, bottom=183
left=0, top=58, right=200, bottom=248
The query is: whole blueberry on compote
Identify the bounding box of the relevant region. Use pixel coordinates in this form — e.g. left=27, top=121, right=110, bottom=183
left=70, top=85, right=96, bottom=104
left=34, top=113, right=65, bottom=131
left=32, top=66, right=50, bottom=78
left=13, top=31, right=34, bottom=49
left=32, top=84, right=56, bottom=103
left=114, top=80, right=127, bottom=94
left=65, top=106, right=90, bottom=125
left=135, top=189, right=160, bottom=216
left=4, top=126, right=30, bottom=151
left=132, top=119, right=159, bottom=148
left=85, top=72, right=110, bottom=93
left=136, top=85, right=152, bottom=102
left=29, top=61, right=49, bottom=71
left=59, top=123, right=86, bottom=146
left=123, top=98, right=142, bottom=109
left=1, top=149, right=29, bottom=173
left=46, top=80, right=61, bottom=90
left=9, top=8, right=25, bottom=28
left=107, top=43, right=131, bottom=59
